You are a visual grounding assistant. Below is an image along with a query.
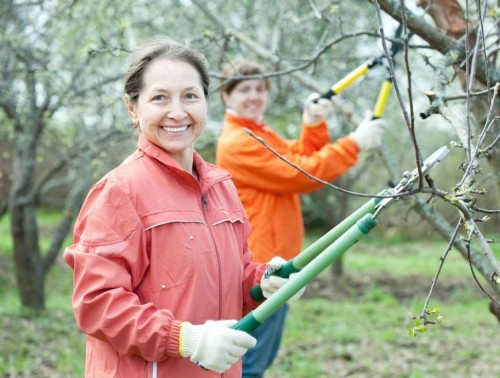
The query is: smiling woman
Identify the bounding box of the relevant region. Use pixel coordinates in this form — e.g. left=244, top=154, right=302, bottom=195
left=62, top=36, right=299, bottom=378
left=215, top=59, right=389, bottom=377
left=124, top=58, right=208, bottom=172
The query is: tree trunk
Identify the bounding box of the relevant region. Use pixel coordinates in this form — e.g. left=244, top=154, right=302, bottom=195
left=9, top=137, right=45, bottom=310
left=10, top=203, right=45, bottom=309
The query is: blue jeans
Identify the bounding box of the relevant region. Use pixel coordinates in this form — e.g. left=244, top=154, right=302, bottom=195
left=242, top=304, right=289, bottom=378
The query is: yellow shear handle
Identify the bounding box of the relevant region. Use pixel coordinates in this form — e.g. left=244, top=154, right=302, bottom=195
left=372, top=79, right=392, bottom=119
left=331, top=64, right=370, bottom=95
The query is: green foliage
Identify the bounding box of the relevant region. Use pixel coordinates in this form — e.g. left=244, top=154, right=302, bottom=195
left=0, top=214, right=84, bottom=377
left=0, top=216, right=12, bottom=256
left=342, top=238, right=474, bottom=277
left=488, top=6, right=500, bottom=17
left=267, top=294, right=498, bottom=377
left=1, top=225, right=500, bottom=376
left=1, top=0, right=499, bottom=375
left=0, top=308, right=85, bottom=377
left=408, top=307, right=444, bottom=339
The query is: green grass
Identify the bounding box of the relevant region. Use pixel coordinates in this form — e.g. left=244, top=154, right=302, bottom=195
left=267, top=297, right=498, bottom=378
left=0, top=211, right=85, bottom=377
left=267, top=229, right=500, bottom=377
left=343, top=242, right=472, bottom=277
left=1, top=213, right=499, bottom=377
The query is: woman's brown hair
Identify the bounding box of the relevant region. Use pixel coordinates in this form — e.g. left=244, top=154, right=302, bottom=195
left=219, top=59, right=271, bottom=97
left=124, top=36, right=210, bottom=103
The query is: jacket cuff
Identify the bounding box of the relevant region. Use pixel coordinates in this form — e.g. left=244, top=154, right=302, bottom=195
left=339, top=135, right=361, bottom=154
left=302, top=119, right=328, bottom=129
left=179, top=322, right=198, bottom=358
left=165, top=320, right=183, bottom=357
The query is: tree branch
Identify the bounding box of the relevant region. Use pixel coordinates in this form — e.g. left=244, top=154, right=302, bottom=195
left=369, top=0, right=500, bottom=84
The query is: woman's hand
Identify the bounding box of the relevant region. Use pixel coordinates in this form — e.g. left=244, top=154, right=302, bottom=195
left=302, top=93, right=334, bottom=127
left=180, top=320, right=257, bottom=373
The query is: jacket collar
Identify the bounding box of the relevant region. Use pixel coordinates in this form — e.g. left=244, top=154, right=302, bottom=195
left=224, top=110, right=265, bottom=130
left=136, top=133, right=229, bottom=189
left=137, top=133, right=185, bottom=170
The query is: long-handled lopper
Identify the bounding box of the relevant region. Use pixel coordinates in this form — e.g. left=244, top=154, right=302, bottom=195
left=233, top=145, right=450, bottom=333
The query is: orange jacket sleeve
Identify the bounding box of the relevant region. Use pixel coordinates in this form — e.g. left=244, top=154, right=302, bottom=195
left=217, top=117, right=360, bottom=194
left=286, top=121, right=331, bottom=155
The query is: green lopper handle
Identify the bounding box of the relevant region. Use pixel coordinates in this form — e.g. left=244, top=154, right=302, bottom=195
left=250, top=195, right=383, bottom=302
left=235, top=213, right=378, bottom=333
left=250, top=260, right=300, bottom=301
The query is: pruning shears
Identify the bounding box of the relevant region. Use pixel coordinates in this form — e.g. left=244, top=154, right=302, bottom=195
left=232, top=145, right=450, bottom=333
left=317, top=25, right=405, bottom=108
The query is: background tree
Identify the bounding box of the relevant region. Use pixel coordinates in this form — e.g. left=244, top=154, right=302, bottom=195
left=0, top=0, right=498, bottom=320
left=0, top=0, right=132, bottom=309
left=373, top=0, right=500, bottom=322
left=192, top=0, right=500, bottom=322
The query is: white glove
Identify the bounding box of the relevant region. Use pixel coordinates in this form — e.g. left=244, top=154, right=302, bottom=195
left=180, top=320, right=256, bottom=373
left=349, top=111, right=387, bottom=150
left=260, top=257, right=305, bottom=302
left=302, top=93, right=334, bottom=127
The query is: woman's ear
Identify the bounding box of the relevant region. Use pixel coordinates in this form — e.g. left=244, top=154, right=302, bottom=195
left=124, top=94, right=139, bottom=128
left=221, top=91, right=230, bottom=108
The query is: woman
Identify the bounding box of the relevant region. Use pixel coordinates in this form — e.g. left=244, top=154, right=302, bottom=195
left=215, top=59, right=387, bottom=378
left=64, top=37, right=291, bottom=378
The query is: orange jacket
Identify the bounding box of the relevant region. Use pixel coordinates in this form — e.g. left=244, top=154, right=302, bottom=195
left=65, top=134, right=265, bottom=377
left=216, top=112, right=360, bottom=264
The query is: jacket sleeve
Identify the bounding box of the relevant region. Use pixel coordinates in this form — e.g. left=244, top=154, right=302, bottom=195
left=64, top=179, right=182, bottom=362
left=286, top=121, right=331, bottom=155
left=219, top=127, right=360, bottom=194
left=241, top=236, right=268, bottom=315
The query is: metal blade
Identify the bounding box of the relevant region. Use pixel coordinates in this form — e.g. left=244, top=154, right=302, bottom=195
left=376, top=146, right=450, bottom=210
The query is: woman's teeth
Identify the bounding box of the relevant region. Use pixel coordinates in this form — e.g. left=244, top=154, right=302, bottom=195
left=162, top=125, right=188, bottom=133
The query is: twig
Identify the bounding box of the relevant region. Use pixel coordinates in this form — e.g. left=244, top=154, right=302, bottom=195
left=372, top=0, right=425, bottom=184
left=243, top=127, right=423, bottom=200
left=419, top=220, right=461, bottom=320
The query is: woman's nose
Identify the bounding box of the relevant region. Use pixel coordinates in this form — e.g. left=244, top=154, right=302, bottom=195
left=167, top=100, right=187, bottom=120
left=249, top=89, right=266, bottom=102
left=249, top=89, right=260, bottom=99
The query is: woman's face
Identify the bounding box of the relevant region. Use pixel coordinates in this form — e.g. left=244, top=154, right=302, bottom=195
left=223, top=79, right=268, bottom=122
left=126, top=58, right=207, bottom=165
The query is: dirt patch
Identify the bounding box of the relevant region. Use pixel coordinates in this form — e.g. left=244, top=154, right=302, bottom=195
left=303, top=272, right=483, bottom=302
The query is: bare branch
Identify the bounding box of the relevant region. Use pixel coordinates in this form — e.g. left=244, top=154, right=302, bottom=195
left=370, top=0, right=500, bottom=84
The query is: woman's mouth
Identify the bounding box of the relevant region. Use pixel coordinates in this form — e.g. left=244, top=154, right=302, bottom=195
left=162, top=125, right=189, bottom=133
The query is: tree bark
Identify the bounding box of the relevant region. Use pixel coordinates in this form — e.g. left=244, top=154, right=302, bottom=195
left=9, top=125, right=45, bottom=310
left=416, top=0, right=500, bottom=323
left=370, top=0, right=499, bottom=84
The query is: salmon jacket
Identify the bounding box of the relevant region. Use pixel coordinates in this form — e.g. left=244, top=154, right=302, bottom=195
left=216, top=111, right=360, bottom=264
left=64, top=134, right=266, bottom=378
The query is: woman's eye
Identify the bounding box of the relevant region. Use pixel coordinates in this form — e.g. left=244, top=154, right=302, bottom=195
left=185, top=93, right=199, bottom=101
left=152, top=94, right=167, bottom=102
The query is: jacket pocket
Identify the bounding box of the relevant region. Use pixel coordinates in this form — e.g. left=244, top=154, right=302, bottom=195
left=144, top=210, right=205, bottom=289
left=210, top=208, right=247, bottom=253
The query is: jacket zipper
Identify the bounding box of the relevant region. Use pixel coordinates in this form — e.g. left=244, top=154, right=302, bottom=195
left=199, top=186, right=223, bottom=323
left=150, top=361, right=157, bottom=378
